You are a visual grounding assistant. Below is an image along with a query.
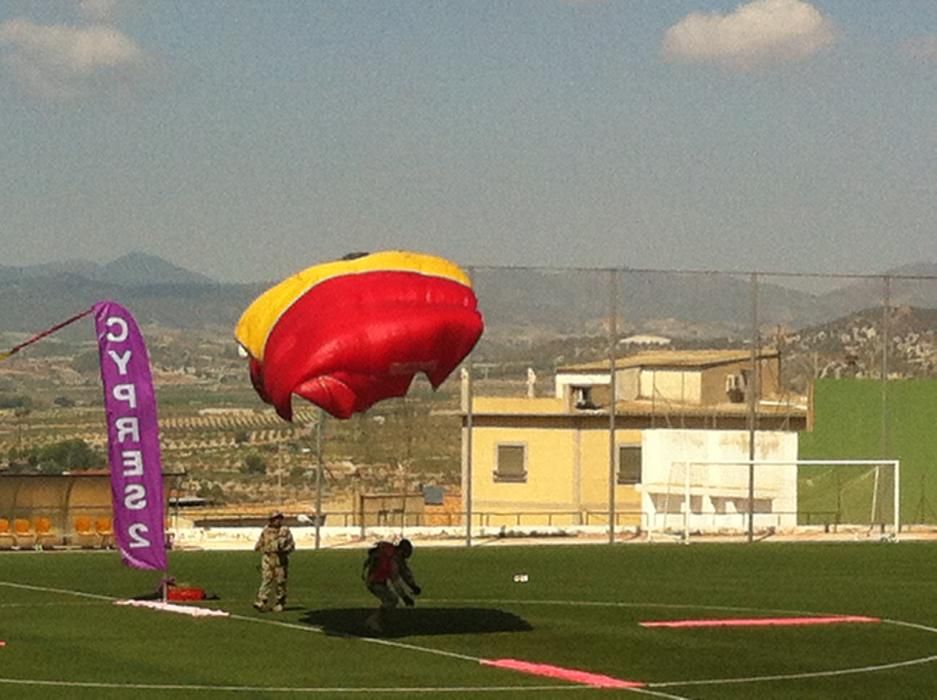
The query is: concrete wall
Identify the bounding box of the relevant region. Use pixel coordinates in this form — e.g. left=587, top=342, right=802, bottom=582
left=641, top=428, right=798, bottom=533
left=639, top=369, right=702, bottom=403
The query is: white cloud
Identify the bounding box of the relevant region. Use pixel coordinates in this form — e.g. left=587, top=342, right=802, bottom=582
left=78, top=0, right=123, bottom=23
left=0, top=18, right=144, bottom=99
left=662, top=0, right=835, bottom=70
left=901, top=35, right=937, bottom=62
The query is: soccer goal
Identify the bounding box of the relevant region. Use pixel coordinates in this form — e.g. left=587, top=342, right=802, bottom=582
left=645, top=459, right=900, bottom=543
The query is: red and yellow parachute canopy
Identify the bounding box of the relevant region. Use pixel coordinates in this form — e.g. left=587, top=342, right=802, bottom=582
left=235, top=251, right=484, bottom=420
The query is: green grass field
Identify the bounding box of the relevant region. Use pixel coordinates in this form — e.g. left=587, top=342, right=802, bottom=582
left=800, top=378, right=937, bottom=525
left=2, top=542, right=937, bottom=699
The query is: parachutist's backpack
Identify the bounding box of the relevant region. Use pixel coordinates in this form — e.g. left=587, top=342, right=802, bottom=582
left=364, top=541, right=396, bottom=584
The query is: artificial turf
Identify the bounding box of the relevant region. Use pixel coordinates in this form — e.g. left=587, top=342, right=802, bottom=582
left=1, top=541, right=936, bottom=699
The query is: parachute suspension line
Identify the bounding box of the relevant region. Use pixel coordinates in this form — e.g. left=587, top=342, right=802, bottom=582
left=0, top=306, right=96, bottom=361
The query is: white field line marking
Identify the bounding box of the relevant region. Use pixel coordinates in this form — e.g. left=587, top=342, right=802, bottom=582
left=650, top=654, right=937, bottom=689
left=621, top=690, right=689, bottom=700
left=232, top=613, right=675, bottom=698
left=436, top=598, right=817, bottom=616
left=228, top=613, right=482, bottom=663
left=885, top=619, right=937, bottom=635
left=0, top=580, right=665, bottom=696
left=0, top=601, right=109, bottom=608
left=0, top=581, right=114, bottom=601
left=0, top=678, right=596, bottom=694
left=8, top=582, right=934, bottom=696
left=440, top=597, right=937, bottom=691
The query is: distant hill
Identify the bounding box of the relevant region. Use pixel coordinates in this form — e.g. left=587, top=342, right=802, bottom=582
left=0, top=252, right=215, bottom=287
left=472, top=267, right=830, bottom=339
left=0, top=254, right=260, bottom=333
left=2, top=254, right=937, bottom=342
left=816, top=263, right=937, bottom=317
left=99, top=252, right=217, bottom=287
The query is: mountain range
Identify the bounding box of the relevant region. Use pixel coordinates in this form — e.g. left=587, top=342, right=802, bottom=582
left=2, top=253, right=937, bottom=342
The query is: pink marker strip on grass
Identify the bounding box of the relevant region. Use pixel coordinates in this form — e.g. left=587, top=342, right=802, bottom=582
left=481, top=658, right=645, bottom=688
left=640, top=615, right=880, bottom=629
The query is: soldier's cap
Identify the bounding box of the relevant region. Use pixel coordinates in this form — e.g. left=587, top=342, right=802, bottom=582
left=269, top=511, right=284, bottom=520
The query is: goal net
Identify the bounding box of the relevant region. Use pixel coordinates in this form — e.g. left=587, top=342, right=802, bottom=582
left=645, top=459, right=900, bottom=543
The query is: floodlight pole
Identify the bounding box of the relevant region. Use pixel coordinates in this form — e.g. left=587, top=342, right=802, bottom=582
left=314, top=409, right=324, bottom=551
left=747, top=272, right=759, bottom=544
left=465, top=365, right=474, bottom=548
left=876, top=276, right=891, bottom=528
left=608, top=268, right=618, bottom=545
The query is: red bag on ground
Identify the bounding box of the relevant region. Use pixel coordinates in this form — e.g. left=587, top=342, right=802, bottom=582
left=167, top=586, right=207, bottom=601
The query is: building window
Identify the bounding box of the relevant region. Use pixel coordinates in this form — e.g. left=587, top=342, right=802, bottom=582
left=617, top=445, right=641, bottom=484
left=494, top=444, right=527, bottom=482
left=573, top=386, right=596, bottom=409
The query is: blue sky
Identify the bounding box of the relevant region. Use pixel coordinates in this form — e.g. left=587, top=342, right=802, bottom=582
left=1, top=0, right=935, bottom=283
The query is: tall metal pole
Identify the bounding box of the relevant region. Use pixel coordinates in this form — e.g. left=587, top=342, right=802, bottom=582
left=465, top=366, right=474, bottom=547
left=314, top=409, right=324, bottom=550
left=277, top=445, right=283, bottom=506
left=608, top=269, right=618, bottom=545
left=465, top=265, right=475, bottom=548
left=875, top=276, right=891, bottom=526
left=747, top=272, right=759, bottom=544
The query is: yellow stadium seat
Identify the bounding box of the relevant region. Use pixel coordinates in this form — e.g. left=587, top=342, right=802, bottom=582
left=13, top=518, right=36, bottom=549
left=74, top=516, right=98, bottom=548
left=34, top=516, right=58, bottom=549
left=0, top=518, right=14, bottom=550
left=95, top=517, right=114, bottom=548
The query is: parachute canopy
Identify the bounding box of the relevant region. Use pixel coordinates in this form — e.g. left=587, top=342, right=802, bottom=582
left=235, top=251, right=484, bottom=420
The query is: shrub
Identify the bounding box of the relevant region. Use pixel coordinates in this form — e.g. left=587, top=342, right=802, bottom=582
left=243, top=453, right=267, bottom=475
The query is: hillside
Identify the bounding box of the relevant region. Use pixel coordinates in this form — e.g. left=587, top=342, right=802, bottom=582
left=779, top=305, right=937, bottom=390
left=2, top=254, right=937, bottom=348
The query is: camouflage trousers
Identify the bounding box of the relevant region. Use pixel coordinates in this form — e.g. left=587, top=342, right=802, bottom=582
left=256, top=556, right=288, bottom=608
left=367, top=581, right=401, bottom=609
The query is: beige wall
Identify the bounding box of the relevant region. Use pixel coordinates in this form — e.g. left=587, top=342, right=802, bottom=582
left=698, top=358, right=782, bottom=405
left=639, top=369, right=702, bottom=403
left=616, top=367, right=640, bottom=401
left=466, top=418, right=642, bottom=526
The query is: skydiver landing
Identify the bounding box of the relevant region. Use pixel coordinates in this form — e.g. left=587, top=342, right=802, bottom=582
left=362, top=538, right=421, bottom=633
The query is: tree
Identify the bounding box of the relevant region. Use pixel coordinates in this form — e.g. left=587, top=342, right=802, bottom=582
left=243, top=453, right=267, bottom=475
left=70, top=350, right=101, bottom=375
left=0, top=394, right=31, bottom=409
left=31, top=439, right=104, bottom=474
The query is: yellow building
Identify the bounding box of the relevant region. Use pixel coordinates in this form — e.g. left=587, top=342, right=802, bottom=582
left=462, top=349, right=808, bottom=530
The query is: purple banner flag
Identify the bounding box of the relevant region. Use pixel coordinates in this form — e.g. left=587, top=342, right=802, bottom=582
left=94, top=301, right=167, bottom=571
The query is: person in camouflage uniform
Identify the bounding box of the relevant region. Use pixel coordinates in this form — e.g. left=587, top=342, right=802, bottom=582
left=253, top=512, right=295, bottom=612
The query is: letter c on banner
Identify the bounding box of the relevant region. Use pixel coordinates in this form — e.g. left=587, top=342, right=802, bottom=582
left=105, top=316, right=130, bottom=343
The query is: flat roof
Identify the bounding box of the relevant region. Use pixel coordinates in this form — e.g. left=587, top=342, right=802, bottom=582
left=558, top=348, right=779, bottom=372
left=470, top=396, right=806, bottom=418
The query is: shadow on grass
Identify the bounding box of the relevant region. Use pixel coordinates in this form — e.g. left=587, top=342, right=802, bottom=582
left=301, top=606, right=533, bottom=638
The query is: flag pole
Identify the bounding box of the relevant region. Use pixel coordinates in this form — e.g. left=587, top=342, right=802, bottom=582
left=0, top=307, right=95, bottom=360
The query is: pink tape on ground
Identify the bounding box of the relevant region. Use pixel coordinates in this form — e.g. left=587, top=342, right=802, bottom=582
left=481, top=658, right=645, bottom=688
left=640, top=615, right=880, bottom=628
